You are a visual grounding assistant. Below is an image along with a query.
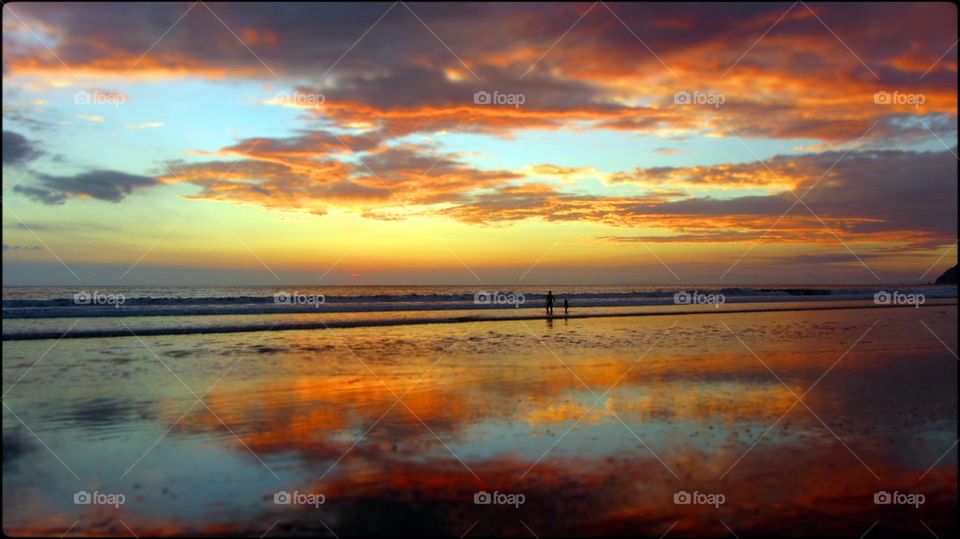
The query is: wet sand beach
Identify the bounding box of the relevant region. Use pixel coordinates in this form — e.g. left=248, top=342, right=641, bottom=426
left=3, top=304, right=957, bottom=537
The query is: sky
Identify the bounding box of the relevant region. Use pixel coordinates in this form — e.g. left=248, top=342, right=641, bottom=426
left=1, top=1, right=957, bottom=286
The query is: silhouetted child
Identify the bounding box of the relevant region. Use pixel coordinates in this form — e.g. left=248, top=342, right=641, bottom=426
left=563, top=299, right=569, bottom=315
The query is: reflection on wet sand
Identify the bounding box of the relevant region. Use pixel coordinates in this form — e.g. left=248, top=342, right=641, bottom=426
left=3, top=307, right=956, bottom=536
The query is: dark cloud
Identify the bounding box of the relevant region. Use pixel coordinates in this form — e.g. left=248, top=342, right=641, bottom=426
left=2, top=244, right=43, bottom=252
left=780, top=253, right=884, bottom=264
left=9, top=3, right=952, bottom=82
left=2, top=109, right=54, bottom=132
left=2, top=130, right=40, bottom=166
left=445, top=148, right=958, bottom=249
left=11, top=185, right=68, bottom=205
left=3, top=222, right=118, bottom=232
left=13, top=170, right=160, bottom=204
left=318, top=64, right=611, bottom=112
left=5, top=3, right=955, bottom=144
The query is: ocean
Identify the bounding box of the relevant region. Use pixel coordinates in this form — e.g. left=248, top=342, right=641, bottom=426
left=4, top=284, right=956, bottom=340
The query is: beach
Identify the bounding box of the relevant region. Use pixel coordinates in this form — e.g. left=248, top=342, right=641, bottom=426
left=2, top=292, right=956, bottom=537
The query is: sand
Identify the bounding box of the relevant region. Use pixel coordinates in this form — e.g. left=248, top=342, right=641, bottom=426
left=2, top=304, right=956, bottom=536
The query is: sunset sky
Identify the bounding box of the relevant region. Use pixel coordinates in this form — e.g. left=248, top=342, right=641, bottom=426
left=2, top=1, right=957, bottom=285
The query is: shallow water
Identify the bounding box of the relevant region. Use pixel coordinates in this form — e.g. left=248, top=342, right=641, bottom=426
left=5, top=284, right=955, bottom=339
left=2, top=305, right=957, bottom=536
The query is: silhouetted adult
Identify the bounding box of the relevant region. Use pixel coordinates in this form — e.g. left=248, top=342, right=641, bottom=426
left=545, top=290, right=555, bottom=315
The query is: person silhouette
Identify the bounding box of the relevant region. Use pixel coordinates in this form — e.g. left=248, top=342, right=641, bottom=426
left=545, top=290, right=555, bottom=315
left=563, top=299, right=569, bottom=316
